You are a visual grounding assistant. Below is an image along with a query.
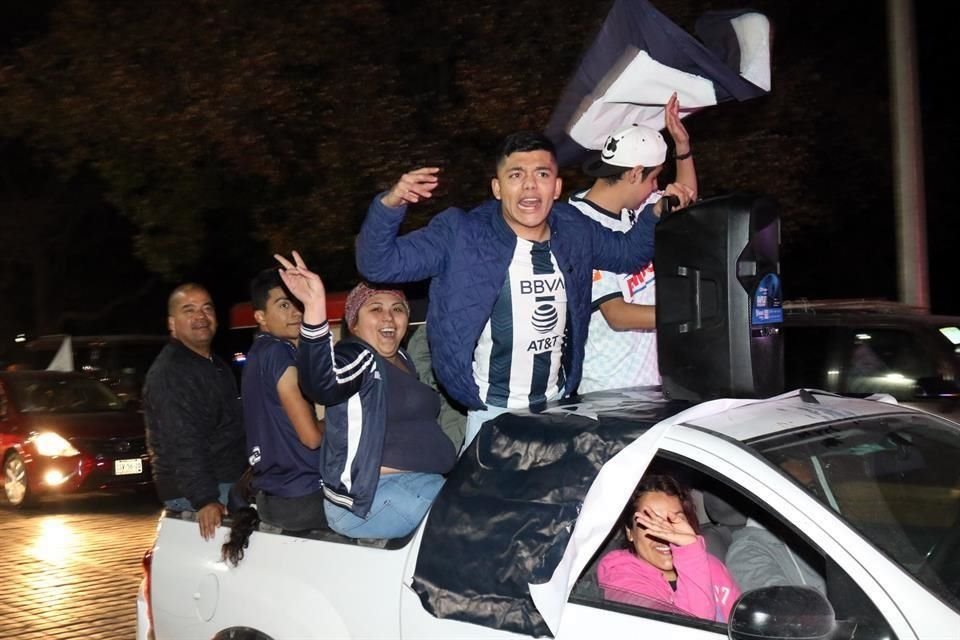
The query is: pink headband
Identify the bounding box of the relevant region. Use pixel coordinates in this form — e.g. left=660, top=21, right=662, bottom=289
left=344, top=282, right=408, bottom=328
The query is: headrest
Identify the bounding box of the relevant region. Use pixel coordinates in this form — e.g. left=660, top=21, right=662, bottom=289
left=702, top=490, right=748, bottom=527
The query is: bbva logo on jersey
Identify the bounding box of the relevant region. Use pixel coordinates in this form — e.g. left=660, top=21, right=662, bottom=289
left=519, top=279, right=566, bottom=295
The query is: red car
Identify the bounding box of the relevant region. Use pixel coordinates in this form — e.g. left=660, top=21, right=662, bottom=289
left=0, top=370, right=152, bottom=507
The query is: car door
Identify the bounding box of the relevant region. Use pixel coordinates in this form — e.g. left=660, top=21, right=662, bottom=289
left=559, top=425, right=952, bottom=640
left=0, top=382, right=17, bottom=450
left=553, top=422, right=731, bottom=639
left=658, top=425, right=955, bottom=639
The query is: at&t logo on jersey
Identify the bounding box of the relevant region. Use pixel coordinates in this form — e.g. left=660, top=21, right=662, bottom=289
left=528, top=303, right=561, bottom=352
left=532, top=303, right=558, bottom=333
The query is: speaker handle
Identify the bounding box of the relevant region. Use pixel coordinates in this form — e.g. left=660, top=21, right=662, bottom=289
left=676, top=266, right=702, bottom=333
left=660, top=195, right=681, bottom=217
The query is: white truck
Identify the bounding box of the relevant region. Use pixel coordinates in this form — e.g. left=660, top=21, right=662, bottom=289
left=137, top=389, right=960, bottom=640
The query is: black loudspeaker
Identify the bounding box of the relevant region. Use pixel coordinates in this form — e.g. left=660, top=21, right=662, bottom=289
left=656, top=193, right=783, bottom=402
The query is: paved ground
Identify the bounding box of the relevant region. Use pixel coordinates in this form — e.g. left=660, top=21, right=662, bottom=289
left=0, top=491, right=162, bottom=640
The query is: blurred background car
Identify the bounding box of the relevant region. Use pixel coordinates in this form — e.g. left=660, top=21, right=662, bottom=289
left=3, top=334, right=167, bottom=408
left=783, top=299, right=960, bottom=420
left=0, top=370, right=152, bottom=508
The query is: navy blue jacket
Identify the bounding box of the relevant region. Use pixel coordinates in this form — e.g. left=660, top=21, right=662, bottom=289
left=356, top=196, right=658, bottom=410
left=296, top=321, right=415, bottom=518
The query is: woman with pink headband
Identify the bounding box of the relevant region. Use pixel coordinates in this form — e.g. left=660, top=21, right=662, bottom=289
left=275, top=251, right=456, bottom=539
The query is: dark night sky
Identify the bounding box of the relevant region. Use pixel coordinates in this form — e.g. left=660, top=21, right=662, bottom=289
left=0, top=1, right=957, bottom=357
left=914, top=2, right=957, bottom=315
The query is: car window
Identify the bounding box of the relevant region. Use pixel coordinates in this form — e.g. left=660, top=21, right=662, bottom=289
left=7, top=376, right=125, bottom=413
left=783, top=325, right=840, bottom=391
left=753, top=413, right=960, bottom=612
left=840, top=328, right=942, bottom=400
left=571, top=456, right=898, bottom=638
left=16, top=338, right=166, bottom=403
left=74, top=343, right=164, bottom=404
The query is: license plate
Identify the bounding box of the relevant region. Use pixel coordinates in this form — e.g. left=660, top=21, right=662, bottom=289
left=114, top=458, right=143, bottom=475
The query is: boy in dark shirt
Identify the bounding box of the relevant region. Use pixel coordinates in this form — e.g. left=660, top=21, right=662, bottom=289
left=242, top=268, right=326, bottom=530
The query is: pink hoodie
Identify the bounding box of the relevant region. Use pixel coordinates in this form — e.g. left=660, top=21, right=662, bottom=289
left=597, top=536, right=740, bottom=622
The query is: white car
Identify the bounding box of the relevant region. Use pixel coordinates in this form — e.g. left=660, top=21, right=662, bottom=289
left=137, top=389, right=960, bottom=640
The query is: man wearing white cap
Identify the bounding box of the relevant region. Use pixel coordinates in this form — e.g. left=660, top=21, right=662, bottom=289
left=570, top=93, right=697, bottom=393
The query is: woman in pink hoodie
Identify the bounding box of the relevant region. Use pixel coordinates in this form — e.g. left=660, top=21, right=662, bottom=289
left=597, top=474, right=740, bottom=622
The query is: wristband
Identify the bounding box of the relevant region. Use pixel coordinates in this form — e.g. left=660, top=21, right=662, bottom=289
left=674, top=149, right=693, bottom=161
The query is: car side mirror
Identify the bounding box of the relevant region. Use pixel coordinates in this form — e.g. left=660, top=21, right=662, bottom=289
left=728, top=586, right=835, bottom=640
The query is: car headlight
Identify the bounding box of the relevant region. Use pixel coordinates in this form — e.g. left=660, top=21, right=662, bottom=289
left=30, top=432, right=80, bottom=457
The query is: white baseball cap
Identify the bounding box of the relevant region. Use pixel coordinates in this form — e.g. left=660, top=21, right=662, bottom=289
left=582, top=125, right=668, bottom=177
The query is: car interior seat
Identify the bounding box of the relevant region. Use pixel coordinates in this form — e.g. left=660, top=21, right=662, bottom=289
left=700, top=488, right=750, bottom=561
left=571, top=525, right=627, bottom=602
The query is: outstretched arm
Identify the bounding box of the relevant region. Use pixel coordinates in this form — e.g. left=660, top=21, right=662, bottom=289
left=380, top=167, right=440, bottom=207
left=587, top=202, right=658, bottom=274
left=356, top=168, right=454, bottom=283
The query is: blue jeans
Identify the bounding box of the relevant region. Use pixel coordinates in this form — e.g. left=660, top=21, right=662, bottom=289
left=324, top=472, right=444, bottom=539
left=163, top=482, right=234, bottom=511
left=462, top=405, right=511, bottom=454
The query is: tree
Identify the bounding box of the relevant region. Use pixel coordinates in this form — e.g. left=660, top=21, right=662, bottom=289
left=0, top=139, right=167, bottom=339
left=1, top=0, right=896, bottom=307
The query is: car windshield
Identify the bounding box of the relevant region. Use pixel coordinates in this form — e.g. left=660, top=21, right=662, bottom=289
left=7, top=375, right=125, bottom=414
left=750, top=413, right=960, bottom=611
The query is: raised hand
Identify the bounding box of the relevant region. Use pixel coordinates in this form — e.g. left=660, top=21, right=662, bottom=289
left=664, top=92, right=690, bottom=155
left=634, top=507, right=697, bottom=547
left=274, top=250, right=327, bottom=324
left=381, top=167, right=441, bottom=208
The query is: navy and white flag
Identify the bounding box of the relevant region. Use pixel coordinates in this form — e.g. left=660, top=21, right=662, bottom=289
left=546, top=0, right=772, bottom=167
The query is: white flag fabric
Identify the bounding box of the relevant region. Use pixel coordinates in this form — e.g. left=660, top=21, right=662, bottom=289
left=546, top=0, right=772, bottom=167
left=46, top=335, right=75, bottom=372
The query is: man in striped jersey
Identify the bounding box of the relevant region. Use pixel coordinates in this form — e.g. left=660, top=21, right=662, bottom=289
left=570, top=93, right=698, bottom=394
left=356, top=132, right=694, bottom=450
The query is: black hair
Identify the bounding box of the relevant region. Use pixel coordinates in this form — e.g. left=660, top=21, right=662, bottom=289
left=250, top=268, right=285, bottom=312
left=600, top=168, right=629, bottom=186
left=221, top=469, right=258, bottom=567
left=495, top=131, right=557, bottom=170
left=599, top=164, right=659, bottom=186
left=619, top=473, right=700, bottom=550
left=221, top=508, right=259, bottom=567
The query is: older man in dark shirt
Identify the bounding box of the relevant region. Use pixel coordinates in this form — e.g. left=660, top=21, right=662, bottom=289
left=143, top=283, right=245, bottom=540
